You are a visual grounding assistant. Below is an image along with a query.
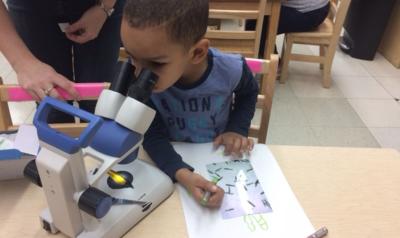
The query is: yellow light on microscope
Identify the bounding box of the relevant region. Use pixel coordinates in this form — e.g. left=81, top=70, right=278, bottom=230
left=107, top=170, right=128, bottom=185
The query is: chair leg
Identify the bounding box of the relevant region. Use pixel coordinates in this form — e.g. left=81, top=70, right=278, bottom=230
left=280, top=36, right=292, bottom=84
left=322, top=45, right=336, bottom=88
left=322, top=65, right=331, bottom=88
left=0, top=77, right=13, bottom=131
left=319, top=45, right=325, bottom=70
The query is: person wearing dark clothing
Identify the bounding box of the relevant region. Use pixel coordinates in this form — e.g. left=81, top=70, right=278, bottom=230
left=1, top=0, right=124, bottom=122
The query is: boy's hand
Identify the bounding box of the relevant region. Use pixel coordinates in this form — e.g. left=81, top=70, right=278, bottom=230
left=214, top=132, right=254, bottom=157
left=175, top=168, right=224, bottom=208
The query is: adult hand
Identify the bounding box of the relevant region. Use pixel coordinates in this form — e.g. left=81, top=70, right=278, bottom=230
left=15, top=58, right=79, bottom=101
left=214, top=132, right=254, bottom=158
left=175, top=168, right=224, bottom=208
left=65, top=5, right=107, bottom=44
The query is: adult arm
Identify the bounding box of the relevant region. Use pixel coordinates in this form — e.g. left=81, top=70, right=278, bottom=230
left=0, top=3, right=78, bottom=100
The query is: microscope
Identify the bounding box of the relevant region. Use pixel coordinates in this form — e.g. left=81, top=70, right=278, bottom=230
left=23, top=62, right=174, bottom=238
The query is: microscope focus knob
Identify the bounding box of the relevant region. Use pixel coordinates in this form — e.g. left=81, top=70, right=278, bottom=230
left=23, top=160, right=42, bottom=187
left=78, top=187, right=112, bottom=219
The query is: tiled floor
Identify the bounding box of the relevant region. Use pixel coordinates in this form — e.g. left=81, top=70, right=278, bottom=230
left=1, top=37, right=400, bottom=151
left=265, top=36, right=400, bottom=151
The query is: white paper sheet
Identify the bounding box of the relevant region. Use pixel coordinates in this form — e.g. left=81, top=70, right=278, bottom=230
left=0, top=136, right=14, bottom=150
left=205, top=159, right=273, bottom=219
left=13, top=124, right=39, bottom=156
left=173, top=142, right=315, bottom=238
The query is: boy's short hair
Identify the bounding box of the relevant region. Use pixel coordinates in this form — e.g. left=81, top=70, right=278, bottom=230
left=124, top=0, right=209, bottom=48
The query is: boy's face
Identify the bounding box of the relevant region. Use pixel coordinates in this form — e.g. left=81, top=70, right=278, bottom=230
left=121, top=19, right=191, bottom=93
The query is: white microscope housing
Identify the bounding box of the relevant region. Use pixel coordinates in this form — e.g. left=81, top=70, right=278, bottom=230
left=24, top=62, right=174, bottom=238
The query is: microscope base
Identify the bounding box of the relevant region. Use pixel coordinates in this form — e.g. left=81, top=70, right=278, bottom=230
left=40, top=159, right=174, bottom=238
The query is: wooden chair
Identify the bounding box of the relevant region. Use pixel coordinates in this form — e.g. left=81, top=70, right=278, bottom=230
left=279, top=0, right=351, bottom=88
left=246, top=55, right=278, bottom=143
left=206, top=0, right=267, bottom=58
left=119, top=1, right=268, bottom=59
left=0, top=54, right=278, bottom=143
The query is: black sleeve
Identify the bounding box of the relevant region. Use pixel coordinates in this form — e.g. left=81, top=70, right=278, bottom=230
left=224, top=59, right=259, bottom=136
left=142, top=100, right=194, bottom=182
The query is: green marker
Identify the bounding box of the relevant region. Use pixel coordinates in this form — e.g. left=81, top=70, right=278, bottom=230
left=201, top=176, right=222, bottom=205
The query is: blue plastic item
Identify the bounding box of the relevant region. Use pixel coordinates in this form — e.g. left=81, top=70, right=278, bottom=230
left=90, top=119, right=141, bottom=159
left=33, top=97, right=103, bottom=154
left=0, top=149, right=22, bottom=161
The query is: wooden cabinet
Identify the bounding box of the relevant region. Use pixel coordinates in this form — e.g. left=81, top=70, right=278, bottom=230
left=379, top=1, right=400, bottom=68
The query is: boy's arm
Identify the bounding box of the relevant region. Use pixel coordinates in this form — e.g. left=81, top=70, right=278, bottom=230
left=144, top=101, right=224, bottom=207
left=224, top=59, right=259, bottom=136
left=143, top=100, right=194, bottom=182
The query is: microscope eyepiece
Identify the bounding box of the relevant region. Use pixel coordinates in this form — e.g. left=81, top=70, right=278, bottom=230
left=108, top=61, right=159, bottom=103
left=127, top=68, right=158, bottom=103
left=109, top=61, right=136, bottom=95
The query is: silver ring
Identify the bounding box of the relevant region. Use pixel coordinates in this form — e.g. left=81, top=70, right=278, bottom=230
left=43, top=86, right=54, bottom=95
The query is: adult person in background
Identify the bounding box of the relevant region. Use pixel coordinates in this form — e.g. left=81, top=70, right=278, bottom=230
left=247, top=0, right=330, bottom=58
left=0, top=0, right=125, bottom=122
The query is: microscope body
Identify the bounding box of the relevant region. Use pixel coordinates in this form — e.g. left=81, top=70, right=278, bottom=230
left=25, top=63, right=174, bottom=238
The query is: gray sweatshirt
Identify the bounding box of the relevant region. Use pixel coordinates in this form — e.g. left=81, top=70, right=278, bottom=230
left=282, top=0, right=329, bottom=13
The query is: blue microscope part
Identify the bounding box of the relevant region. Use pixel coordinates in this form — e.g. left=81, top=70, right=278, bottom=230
left=119, top=149, right=139, bottom=164
left=0, top=149, right=22, bottom=161
left=95, top=196, right=113, bottom=219
left=90, top=118, right=142, bottom=160
left=34, top=97, right=103, bottom=154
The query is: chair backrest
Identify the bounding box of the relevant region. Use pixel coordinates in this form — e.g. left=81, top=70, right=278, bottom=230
left=329, top=0, right=351, bottom=40
left=207, top=0, right=267, bottom=58
left=246, top=55, right=278, bottom=143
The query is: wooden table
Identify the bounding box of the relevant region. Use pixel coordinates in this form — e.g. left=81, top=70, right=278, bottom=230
left=1, top=145, right=400, bottom=238
left=210, top=0, right=281, bottom=59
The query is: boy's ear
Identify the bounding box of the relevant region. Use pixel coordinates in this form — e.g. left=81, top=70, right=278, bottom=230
left=189, top=39, right=209, bottom=64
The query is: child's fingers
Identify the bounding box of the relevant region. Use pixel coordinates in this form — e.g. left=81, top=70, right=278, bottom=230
left=194, top=179, right=218, bottom=205
left=205, top=181, right=218, bottom=193
left=192, top=187, right=205, bottom=203
left=206, top=186, right=224, bottom=208
left=213, top=135, right=223, bottom=149
left=240, top=137, right=249, bottom=153
left=224, top=142, right=234, bottom=155
left=248, top=138, right=255, bottom=151
left=232, top=138, right=242, bottom=157
left=240, top=137, right=254, bottom=154
left=192, top=182, right=208, bottom=202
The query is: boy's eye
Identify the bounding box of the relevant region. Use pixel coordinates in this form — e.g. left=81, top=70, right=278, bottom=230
left=150, top=62, right=166, bottom=68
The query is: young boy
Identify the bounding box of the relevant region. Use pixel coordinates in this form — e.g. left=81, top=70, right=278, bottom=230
left=121, top=0, right=259, bottom=208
